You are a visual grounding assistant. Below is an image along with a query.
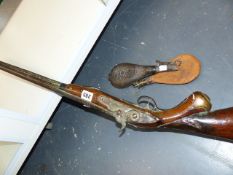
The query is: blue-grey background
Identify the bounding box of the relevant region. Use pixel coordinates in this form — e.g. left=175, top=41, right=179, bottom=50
left=19, top=0, right=233, bottom=174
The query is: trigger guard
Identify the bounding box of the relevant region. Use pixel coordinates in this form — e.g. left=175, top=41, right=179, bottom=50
left=137, top=96, right=159, bottom=111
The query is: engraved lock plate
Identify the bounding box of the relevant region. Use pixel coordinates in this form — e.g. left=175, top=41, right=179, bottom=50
left=98, top=95, right=159, bottom=129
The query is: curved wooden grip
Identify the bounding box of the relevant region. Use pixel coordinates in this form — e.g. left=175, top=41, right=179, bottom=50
left=163, top=107, right=233, bottom=140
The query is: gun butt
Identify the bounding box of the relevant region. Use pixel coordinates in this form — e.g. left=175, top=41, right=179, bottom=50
left=163, top=107, right=233, bottom=140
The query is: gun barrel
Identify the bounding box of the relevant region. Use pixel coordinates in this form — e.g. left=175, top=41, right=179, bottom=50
left=0, top=60, right=63, bottom=92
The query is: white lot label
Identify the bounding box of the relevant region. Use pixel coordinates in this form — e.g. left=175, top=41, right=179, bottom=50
left=81, top=90, right=93, bottom=102
left=159, top=65, right=168, bottom=71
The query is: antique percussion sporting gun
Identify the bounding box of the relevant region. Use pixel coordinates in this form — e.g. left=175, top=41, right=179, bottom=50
left=1, top=60, right=233, bottom=141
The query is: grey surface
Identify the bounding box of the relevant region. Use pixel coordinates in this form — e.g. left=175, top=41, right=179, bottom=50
left=19, top=0, right=233, bottom=175
left=0, top=0, right=22, bottom=33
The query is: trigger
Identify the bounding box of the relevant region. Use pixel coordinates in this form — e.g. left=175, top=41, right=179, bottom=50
left=137, top=96, right=159, bottom=111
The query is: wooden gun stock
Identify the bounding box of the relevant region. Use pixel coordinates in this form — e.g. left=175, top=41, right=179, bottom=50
left=0, top=60, right=232, bottom=141
left=162, top=107, right=233, bottom=140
